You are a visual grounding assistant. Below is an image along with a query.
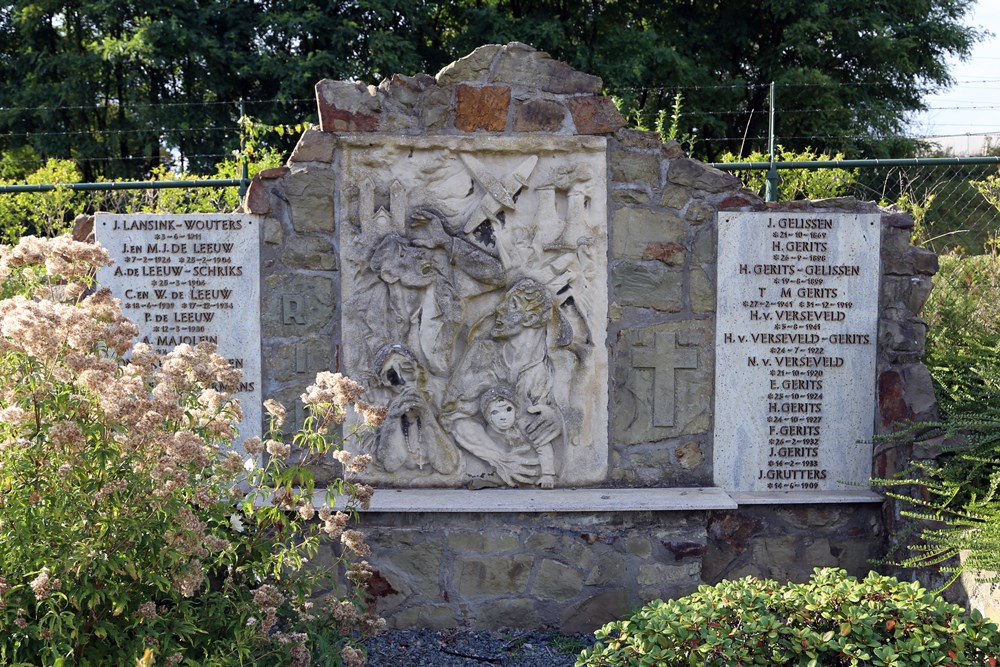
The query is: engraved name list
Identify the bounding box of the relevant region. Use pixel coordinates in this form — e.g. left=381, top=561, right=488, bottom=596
left=95, top=213, right=262, bottom=450
left=713, top=212, right=880, bottom=496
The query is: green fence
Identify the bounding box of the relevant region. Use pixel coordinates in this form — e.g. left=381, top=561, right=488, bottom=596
left=712, top=156, right=1000, bottom=256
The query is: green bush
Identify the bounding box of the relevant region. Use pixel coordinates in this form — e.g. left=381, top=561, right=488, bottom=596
left=717, top=146, right=858, bottom=200
left=922, top=253, right=1000, bottom=416
left=0, top=235, right=384, bottom=666
left=576, top=568, right=1000, bottom=667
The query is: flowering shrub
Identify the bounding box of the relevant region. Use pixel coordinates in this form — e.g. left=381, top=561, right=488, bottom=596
left=0, top=235, right=384, bottom=666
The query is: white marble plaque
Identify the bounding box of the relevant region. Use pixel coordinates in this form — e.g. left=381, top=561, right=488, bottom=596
left=338, top=136, right=609, bottom=488
left=95, top=214, right=262, bottom=449
left=714, top=212, right=880, bottom=495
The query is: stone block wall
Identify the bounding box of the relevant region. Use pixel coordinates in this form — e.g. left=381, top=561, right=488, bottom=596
left=240, top=43, right=943, bottom=629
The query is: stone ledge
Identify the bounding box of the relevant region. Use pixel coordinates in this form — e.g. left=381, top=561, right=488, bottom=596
left=310, top=487, right=737, bottom=512
left=732, top=490, right=884, bottom=505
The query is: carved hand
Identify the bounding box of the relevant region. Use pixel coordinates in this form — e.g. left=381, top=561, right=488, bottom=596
left=524, top=404, right=560, bottom=445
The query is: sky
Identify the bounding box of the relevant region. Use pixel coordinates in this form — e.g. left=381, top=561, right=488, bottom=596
left=909, top=0, right=1000, bottom=139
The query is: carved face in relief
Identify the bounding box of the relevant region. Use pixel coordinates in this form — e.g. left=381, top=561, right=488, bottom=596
left=486, top=397, right=517, bottom=432
left=491, top=278, right=552, bottom=340
left=370, top=235, right=437, bottom=288
left=375, top=345, right=419, bottom=388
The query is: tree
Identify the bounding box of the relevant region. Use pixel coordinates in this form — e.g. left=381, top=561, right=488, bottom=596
left=433, top=0, right=983, bottom=160
left=0, top=0, right=983, bottom=179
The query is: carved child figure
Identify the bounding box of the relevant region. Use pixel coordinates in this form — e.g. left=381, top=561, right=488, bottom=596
left=480, top=386, right=556, bottom=489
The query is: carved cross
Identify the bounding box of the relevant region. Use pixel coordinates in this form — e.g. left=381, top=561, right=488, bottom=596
left=632, top=331, right=698, bottom=428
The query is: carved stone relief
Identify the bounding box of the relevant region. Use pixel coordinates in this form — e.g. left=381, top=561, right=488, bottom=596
left=339, top=136, right=608, bottom=488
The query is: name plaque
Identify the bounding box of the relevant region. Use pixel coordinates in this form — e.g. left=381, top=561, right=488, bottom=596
left=713, top=212, right=880, bottom=495
left=95, top=214, right=262, bottom=449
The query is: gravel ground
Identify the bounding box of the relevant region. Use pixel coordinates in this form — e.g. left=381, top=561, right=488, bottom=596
left=361, top=628, right=593, bottom=667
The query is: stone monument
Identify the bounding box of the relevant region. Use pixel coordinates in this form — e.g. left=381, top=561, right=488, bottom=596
left=338, top=136, right=609, bottom=488
left=141, top=43, right=937, bottom=631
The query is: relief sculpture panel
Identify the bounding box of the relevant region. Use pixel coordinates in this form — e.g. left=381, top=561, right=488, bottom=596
left=339, top=136, right=609, bottom=488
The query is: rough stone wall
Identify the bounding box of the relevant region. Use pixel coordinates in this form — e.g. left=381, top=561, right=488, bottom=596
left=239, top=43, right=944, bottom=629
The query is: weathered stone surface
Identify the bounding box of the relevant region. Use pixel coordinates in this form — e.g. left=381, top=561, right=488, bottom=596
left=282, top=168, right=335, bottom=233
left=912, top=247, right=939, bottom=275
left=268, top=336, right=330, bottom=384
left=615, top=128, right=663, bottom=150
left=803, top=538, right=838, bottom=567
left=379, top=73, right=436, bottom=108
left=661, top=140, right=685, bottom=159
left=262, top=273, right=335, bottom=337
left=611, top=187, right=650, bottom=206
left=419, top=86, right=452, bottom=131
left=570, top=96, right=626, bottom=135
left=708, top=513, right=761, bottom=552
left=675, top=440, right=705, bottom=469
left=244, top=176, right=271, bottom=215
left=456, top=556, right=533, bottom=596
left=907, top=275, right=933, bottom=313
left=454, top=84, right=510, bottom=132
left=525, top=534, right=558, bottom=550
left=477, top=599, right=538, bottom=628
left=558, top=536, right=596, bottom=571
left=884, top=211, right=915, bottom=229
left=613, top=321, right=714, bottom=444
left=718, top=193, right=757, bottom=209
left=263, top=218, right=283, bottom=245
left=72, top=214, right=95, bottom=242
left=490, top=42, right=602, bottom=94
left=436, top=44, right=502, bottom=85
left=642, top=241, right=685, bottom=266
left=585, top=551, right=625, bottom=585
left=690, top=267, right=715, bottom=314
left=513, top=98, right=568, bottom=132
left=660, top=184, right=690, bottom=209
left=624, top=536, right=651, bottom=559
left=532, top=559, right=584, bottom=601
left=637, top=562, right=700, bottom=587
left=316, top=80, right=380, bottom=132
left=880, top=319, right=924, bottom=354
left=751, top=536, right=800, bottom=580
left=447, top=531, right=519, bottom=553
left=290, top=129, right=336, bottom=163
left=387, top=604, right=457, bottom=630
left=667, top=158, right=741, bottom=192
left=611, top=151, right=661, bottom=187
left=878, top=368, right=911, bottom=427
left=901, top=362, right=937, bottom=419
left=685, top=202, right=714, bottom=225
left=388, top=541, right=443, bottom=595
left=691, top=226, right=715, bottom=265
left=611, top=207, right=685, bottom=259
left=611, top=261, right=683, bottom=311
left=280, top=234, right=336, bottom=270
left=561, top=589, right=631, bottom=634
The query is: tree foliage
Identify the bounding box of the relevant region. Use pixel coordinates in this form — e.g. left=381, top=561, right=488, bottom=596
left=0, top=0, right=983, bottom=179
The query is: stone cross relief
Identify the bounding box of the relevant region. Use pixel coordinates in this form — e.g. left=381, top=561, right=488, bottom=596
left=632, top=331, right=698, bottom=428
left=341, top=143, right=607, bottom=490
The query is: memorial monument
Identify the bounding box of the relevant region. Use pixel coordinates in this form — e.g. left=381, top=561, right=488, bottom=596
left=93, top=43, right=940, bottom=631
